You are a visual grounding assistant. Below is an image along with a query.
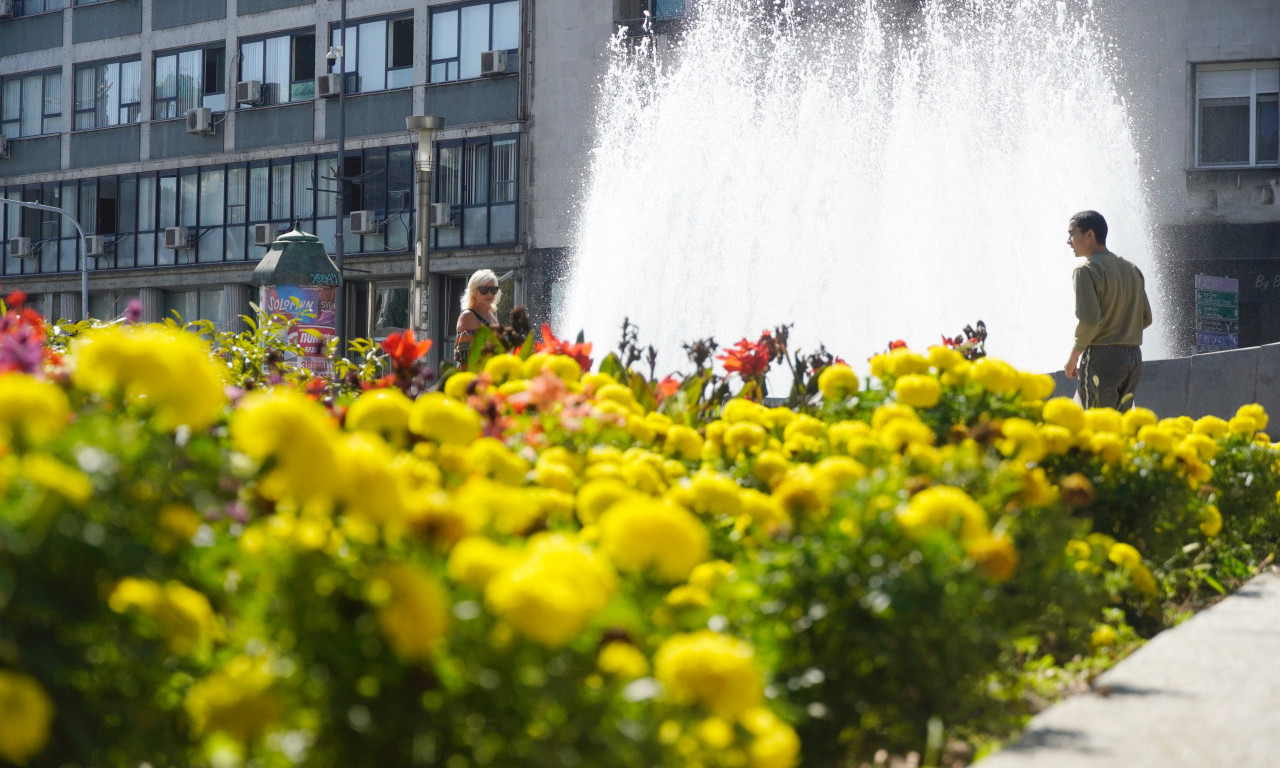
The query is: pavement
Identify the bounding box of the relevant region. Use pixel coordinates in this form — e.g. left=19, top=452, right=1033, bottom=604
left=977, top=569, right=1280, bottom=767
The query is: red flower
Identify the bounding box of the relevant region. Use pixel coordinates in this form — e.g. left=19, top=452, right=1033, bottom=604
left=717, top=336, right=772, bottom=379
left=889, top=339, right=908, bottom=350
left=655, top=374, right=681, bottom=403
left=536, top=323, right=594, bottom=371
left=382, top=330, right=432, bottom=372
left=5, top=291, right=27, bottom=307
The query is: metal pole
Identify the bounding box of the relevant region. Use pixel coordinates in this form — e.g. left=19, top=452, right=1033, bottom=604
left=0, top=197, right=90, bottom=320
left=333, top=0, right=349, bottom=357
left=407, top=116, right=443, bottom=359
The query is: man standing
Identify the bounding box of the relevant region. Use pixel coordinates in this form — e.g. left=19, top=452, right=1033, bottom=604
left=1063, top=210, right=1152, bottom=412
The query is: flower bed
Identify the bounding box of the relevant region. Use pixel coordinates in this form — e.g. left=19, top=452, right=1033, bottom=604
left=1, top=303, right=1277, bottom=768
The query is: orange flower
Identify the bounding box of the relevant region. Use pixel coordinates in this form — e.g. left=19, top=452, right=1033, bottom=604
left=535, top=323, right=593, bottom=371
left=718, top=336, right=771, bottom=379
left=656, top=374, right=681, bottom=403
left=382, top=330, right=432, bottom=372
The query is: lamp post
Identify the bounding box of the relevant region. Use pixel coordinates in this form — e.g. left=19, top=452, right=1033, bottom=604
left=407, top=114, right=443, bottom=366
left=329, top=0, right=349, bottom=357
left=0, top=197, right=90, bottom=320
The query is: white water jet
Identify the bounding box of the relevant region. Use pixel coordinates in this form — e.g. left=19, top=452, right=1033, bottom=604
left=561, top=0, right=1166, bottom=378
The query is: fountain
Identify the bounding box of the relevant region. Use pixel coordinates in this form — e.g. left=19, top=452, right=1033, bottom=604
left=560, top=0, right=1166, bottom=378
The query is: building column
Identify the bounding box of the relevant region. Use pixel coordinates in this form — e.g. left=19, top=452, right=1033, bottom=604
left=222, top=283, right=254, bottom=333
left=138, top=288, right=165, bottom=324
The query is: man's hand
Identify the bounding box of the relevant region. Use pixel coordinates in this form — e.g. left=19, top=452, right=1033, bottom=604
left=1065, top=349, right=1081, bottom=379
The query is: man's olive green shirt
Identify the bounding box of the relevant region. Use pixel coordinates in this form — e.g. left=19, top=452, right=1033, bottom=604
left=1073, top=250, right=1152, bottom=350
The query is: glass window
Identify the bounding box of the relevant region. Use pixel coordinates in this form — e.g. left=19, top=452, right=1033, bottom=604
left=430, top=1, right=519, bottom=83
left=330, top=15, right=413, bottom=95
left=1196, top=63, right=1280, bottom=167
left=14, top=0, right=69, bottom=16
left=432, top=134, right=518, bottom=249
left=240, top=30, right=316, bottom=106
left=1, top=70, right=62, bottom=138
left=74, top=58, right=141, bottom=130
left=154, top=45, right=225, bottom=120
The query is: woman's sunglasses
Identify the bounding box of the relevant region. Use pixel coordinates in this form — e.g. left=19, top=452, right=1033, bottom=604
left=478, top=286, right=499, bottom=295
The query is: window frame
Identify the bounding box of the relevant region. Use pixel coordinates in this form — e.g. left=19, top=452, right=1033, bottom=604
left=13, top=0, right=67, bottom=17
left=239, top=28, right=317, bottom=106
left=328, top=13, right=415, bottom=96
left=432, top=132, right=519, bottom=250
left=73, top=56, right=142, bottom=131
left=428, top=0, right=520, bottom=84
left=1, top=69, right=62, bottom=139
left=1195, top=61, right=1280, bottom=169
left=153, top=43, right=227, bottom=121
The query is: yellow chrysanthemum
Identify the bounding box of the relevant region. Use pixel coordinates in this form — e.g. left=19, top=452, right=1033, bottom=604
left=108, top=577, right=220, bottom=656
left=483, top=353, right=525, bottom=385
left=598, top=496, right=709, bottom=582
left=598, top=642, right=649, bottom=679
left=447, top=537, right=521, bottom=588
left=817, top=364, right=858, bottom=401
left=71, top=324, right=225, bottom=430
left=1136, top=424, right=1174, bottom=454
left=370, top=563, right=451, bottom=661
left=595, top=383, right=638, bottom=412
left=773, top=466, right=826, bottom=519
left=1090, top=624, right=1118, bottom=649
left=485, top=533, right=617, bottom=647
left=897, top=485, right=987, bottom=541
left=742, top=707, right=801, bottom=768
left=465, top=437, right=530, bottom=485
left=926, top=345, right=965, bottom=372
left=20, top=454, right=92, bottom=504
left=664, top=425, right=704, bottom=462
left=230, top=389, right=341, bottom=505
left=739, top=487, right=791, bottom=534
left=1121, top=407, right=1159, bottom=436
left=1192, top=415, right=1229, bottom=439
left=1018, top=372, right=1056, bottom=401
left=997, top=418, right=1045, bottom=464
left=717, top=399, right=765, bottom=426
left=828, top=420, right=875, bottom=457
left=345, top=387, right=412, bottom=447
left=0, top=374, right=69, bottom=446
left=1042, top=397, right=1086, bottom=434
left=1084, top=408, right=1123, bottom=435
left=1198, top=504, right=1223, bottom=537
left=881, top=347, right=930, bottom=378
left=654, top=631, right=761, bottom=717
left=1088, top=432, right=1125, bottom=464
left=894, top=374, right=941, bottom=408
left=409, top=392, right=482, bottom=445
left=576, top=477, right=632, bottom=525
left=443, top=371, right=480, bottom=400
left=1107, top=542, right=1143, bottom=570
left=0, top=670, right=55, bottom=765
left=185, top=655, right=282, bottom=743
left=686, top=470, right=744, bottom=518
left=969, top=357, right=1020, bottom=395
left=1229, top=414, right=1258, bottom=435
left=965, top=532, right=1019, bottom=581
left=533, top=459, right=577, bottom=494
left=725, top=421, right=769, bottom=458
left=1039, top=423, right=1074, bottom=455
left=1065, top=539, right=1092, bottom=560
left=1236, top=402, right=1269, bottom=430
left=337, top=432, right=410, bottom=526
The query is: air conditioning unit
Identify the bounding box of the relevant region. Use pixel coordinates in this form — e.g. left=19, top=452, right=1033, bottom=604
left=251, top=223, right=276, bottom=246
left=7, top=237, right=31, bottom=259
left=164, top=226, right=191, bottom=249
left=429, top=203, right=456, bottom=228
left=349, top=210, right=378, bottom=234
left=185, top=107, right=213, bottom=135
left=0, top=0, right=13, bottom=20
left=235, top=80, right=263, bottom=106
left=85, top=235, right=107, bottom=258
left=317, top=73, right=341, bottom=99
left=0, top=133, right=9, bottom=160
left=480, top=50, right=509, bottom=76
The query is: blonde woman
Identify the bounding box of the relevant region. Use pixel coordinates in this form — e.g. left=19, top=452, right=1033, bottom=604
left=454, top=269, right=501, bottom=366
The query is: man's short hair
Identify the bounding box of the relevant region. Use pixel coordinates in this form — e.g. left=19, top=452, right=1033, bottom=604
left=1070, top=210, right=1108, bottom=246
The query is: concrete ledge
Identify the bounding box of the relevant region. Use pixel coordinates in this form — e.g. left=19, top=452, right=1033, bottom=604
left=1133, top=356, right=1189, bottom=418
left=1254, top=343, right=1280, bottom=423
left=977, top=571, right=1280, bottom=768
left=1186, top=347, right=1258, bottom=419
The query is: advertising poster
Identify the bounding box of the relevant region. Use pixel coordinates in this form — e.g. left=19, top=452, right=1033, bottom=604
left=261, top=284, right=338, bottom=376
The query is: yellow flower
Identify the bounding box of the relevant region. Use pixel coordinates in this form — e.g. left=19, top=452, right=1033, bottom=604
left=739, top=487, right=791, bottom=534
left=1084, top=408, right=1123, bottom=435
left=576, top=478, right=632, bottom=525
left=687, top=470, right=744, bottom=518
left=1018, top=372, right=1056, bottom=401
left=894, top=374, right=941, bottom=408
left=1107, top=542, right=1142, bottom=570
left=598, top=496, right=710, bottom=582
left=897, top=485, right=987, bottom=541
left=1237, top=402, right=1269, bottom=430
left=1229, top=414, right=1258, bottom=435
left=1088, top=432, right=1125, bottom=464
left=1130, top=563, right=1159, bottom=596
left=20, top=454, right=92, bottom=504
left=71, top=324, right=225, bottom=430
left=595, top=383, right=638, bottom=412
left=1122, top=407, right=1159, bottom=435
left=157, top=504, right=202, bottom=541
left=828, top=420, right=874, bottom=456
left=1136, top=424, right=1173, bottom=454
left=721, top=398, right=769, bottom=425
left=0, top=374, right=69, bottom=446
left=108, top=577, right=220, bottom=656
left=666, top=584, right=713, bottom=607
left=230, top=389, right=341, bottom=505
left=1042, top=397, right=1086, bottom=433
left=969, top=357, right=1020, bottom=395
left=926, top=345, right=965, bottom=372
left=664, top=425, right=704, bottom=462
left=371, top=563, right=451, bottom=661
left=817, top=364, right=858, bottom=401
left=543, top=355, right=583, bottom=383
left=689, top=560, right=736, bottom=591
left=533, top=459, right=577, bottom=494
left=465, top=437, right=530, bottom=485
left=654, top=631, right=761, bottom=717
left=485, top=533, right=617, bottom=647
left=483, top=353, right=525, bottom=385
left=1192, top=415, right=1229, bottom=439
left=443, top=371, right=480, bottom=400
left=997, top=418, right=1045, bottom=464
left=337, top=432, right=411, bottom=526
left=694, top=717, right=735, bottom=749
left=447, top=537, right=520, bottom=588
left=965, top=532, right=1019, bottom=581
left=598, top=642, right=649, bottom=679
left=185, top=655, right=282, bottom=743
left=741, top=707, right=801, bottom=768
left=882, top=347, right=930, bottom=378
left=1039, top=424, right=1074, bottom=455
left=409, top=392, right=482, bottom=445
left=345, top=388, right=412, bottom=447
left=750, top=450, right=791, bottom=487
left=773, top=466, right=826, bottom=519
left=1198, top=504, right=1223, bottom=537
left=879, top=417, right=935, bottom=452
left=1090, top=624, right=1118, bottom=649
left=725, top=421, right=769, bottom=458
left=1065, top=539, right=1092, bottom=560
left=0, top=670, right=55, bottom=766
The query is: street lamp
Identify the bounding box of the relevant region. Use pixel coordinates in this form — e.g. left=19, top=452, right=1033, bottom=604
left=0, top=197, right=90, bottom=320
left=407, top=114, right=443, bottom=365
left=329, top=0, right=349, bottom=357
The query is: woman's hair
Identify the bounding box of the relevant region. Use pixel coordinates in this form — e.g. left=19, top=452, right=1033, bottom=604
left=462, top=269, right=502, bottom=311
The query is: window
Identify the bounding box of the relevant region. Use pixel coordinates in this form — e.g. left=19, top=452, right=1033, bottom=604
left=651, top=0, right=690, bottom=20
left=13, top=0, right=67, bottom=16
left=1, top=70, right=62, bottom=138
left=240, top=30, right=316, bottom=105
left=429, top=1, right=518, bottom=83
left=433, top=134, right=518, bottom=249
left=74, top=58, right=141, bottom=130
left=154, top=45, right=226, bottom=120
left=1196, top=63, right=1279, bottom=167
left=330, top=15, right=413, bottom=94
left=164, top=288, right=226, bottom=328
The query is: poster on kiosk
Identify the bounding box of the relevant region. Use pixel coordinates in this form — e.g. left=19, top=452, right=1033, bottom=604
left=251, top=227, right=342, bottom=377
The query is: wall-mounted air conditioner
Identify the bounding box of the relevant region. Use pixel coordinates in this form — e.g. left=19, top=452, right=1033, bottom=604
left=235, top=80, right=263, bottom=106
left=7, top=237, right=31, bottom=259
left=0, top=133, right=9, bottom=160
left=480, top=50, right=509, bottom=76
left=164, top=227, right=191, bottom=249
left=185, top=107, right=213, bottom=135
left=349, top=210, right=378, bottom=234
left=429, top=203, right=456, bottom=228
left=317, top=73, right=341, bottom=99
left=0, top=0, right=14, bottom=20
left=85, top=235, right=107, bottom=258
left=251, top=223, right=276, bottom=246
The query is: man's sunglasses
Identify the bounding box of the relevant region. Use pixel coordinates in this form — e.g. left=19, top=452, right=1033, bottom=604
left=478, top=286, right=499, bottom=295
